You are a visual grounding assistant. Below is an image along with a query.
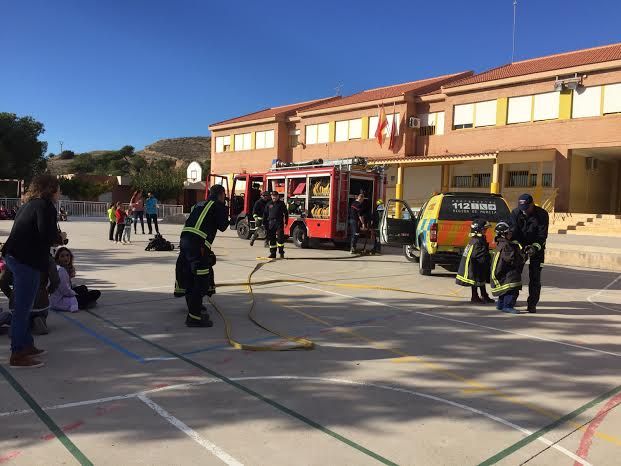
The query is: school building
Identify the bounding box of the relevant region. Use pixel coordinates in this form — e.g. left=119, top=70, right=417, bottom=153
left=209, top=42, right=621, bottom=214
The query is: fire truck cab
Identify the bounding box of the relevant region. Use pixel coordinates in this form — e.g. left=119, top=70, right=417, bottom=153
left=213, top=158, right=386, bottom=248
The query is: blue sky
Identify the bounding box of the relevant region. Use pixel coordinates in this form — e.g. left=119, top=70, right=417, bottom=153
left=2, top=0, right=620, bottom=154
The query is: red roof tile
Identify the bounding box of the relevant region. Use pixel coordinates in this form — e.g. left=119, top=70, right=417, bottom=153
left=210, top=97, right=340, bottom=127
left=446, top=42, right=621, bottom=88
left=300, top=71, right=473, bottom=112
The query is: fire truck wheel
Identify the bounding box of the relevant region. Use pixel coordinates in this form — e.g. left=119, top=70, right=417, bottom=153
left=292, top=225, right=309, bottom=249
left=236, top=218, right=251, bottom=240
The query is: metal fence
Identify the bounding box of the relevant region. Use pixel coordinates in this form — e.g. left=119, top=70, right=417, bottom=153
left=0, top=198, right=183, bottom=219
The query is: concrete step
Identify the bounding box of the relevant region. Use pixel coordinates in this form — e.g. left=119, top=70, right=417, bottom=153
left=559, top=229, right=621, bottom=237
left=546, top=246, right=621, bottom=271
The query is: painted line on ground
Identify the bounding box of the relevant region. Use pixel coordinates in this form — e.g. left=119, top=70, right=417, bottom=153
left=84, top=309, right=399, bottom=466
left=0, top=375, right=589, bottom=465
left=0, top=364, right=93, bottom=465
left=574, top=392, right=621, bottom=465
left=53, top=310, right=146, bottom=363
left=479, top=383, right=621, bottom=465
left=587, top=274, right=621, bottom=313
left=138, top=394, right=244, bottom=466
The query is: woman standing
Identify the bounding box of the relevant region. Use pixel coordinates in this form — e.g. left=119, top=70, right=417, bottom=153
left=130, top=190, right=145, bottom=234
left=1, top=175, right=63, bottom=368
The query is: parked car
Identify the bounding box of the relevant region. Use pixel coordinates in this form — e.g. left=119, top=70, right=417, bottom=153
left=380, top=192, right=511, bottom=275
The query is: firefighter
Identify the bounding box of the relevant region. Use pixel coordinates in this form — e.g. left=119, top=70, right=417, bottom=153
left=349, top=193, right=366, bottom=254
left=509, top=193, right=549, bottom=313
left=249, top=191, right=270, bottom=247
left=176, top=184, right=229, bottom=327
left=372, top=199, right=385, bottom=254
left=491, top=221, right=525, bottom=314
left=264, top=191, right=288, bottom=259
left=456, top=218, right=494, bottom=303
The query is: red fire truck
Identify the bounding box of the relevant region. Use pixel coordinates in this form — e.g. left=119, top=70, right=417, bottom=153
left=209, top=158, right=386, bottom=248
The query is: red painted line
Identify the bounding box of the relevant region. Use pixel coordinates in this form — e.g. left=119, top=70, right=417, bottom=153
left=151, top=383, right=169, bottom=389
left=574, top=392, right=621, bottom=465
left=40, top=421, right=84, bottom=441
left=95, top=403, right=123, bottom=416
left=0, top=451, right=21, bottom=463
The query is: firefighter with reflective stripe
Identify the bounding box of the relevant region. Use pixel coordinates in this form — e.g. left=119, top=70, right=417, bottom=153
left=175, top=184, right=229, bottom=327
left=456, top=218, right=494, bottom=304
left=490, top=221, right=525, bottom=314
left=263, top=191, right=288, bottom=259
left=249, top=191, right=270, bottom=247
left=509, top=193, right=549, bottom=313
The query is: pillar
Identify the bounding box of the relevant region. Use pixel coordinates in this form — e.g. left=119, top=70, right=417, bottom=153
left=533, top=161, right=544, bottom=204
left=491, top=162, right=501, bottom=194
left=441, top=164, right=450, bottom=192
left=559, top=90, right=572, bottom=120
left=395, top=164, right=404, bottom=218
left=496, top=97, right=508, bottom=126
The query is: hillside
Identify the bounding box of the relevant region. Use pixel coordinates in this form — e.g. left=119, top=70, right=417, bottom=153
left=47, top=137, right=211, bottom=175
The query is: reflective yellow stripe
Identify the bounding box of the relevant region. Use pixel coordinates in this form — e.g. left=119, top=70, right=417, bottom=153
left=174, top=280, right=186, bottom=293
left=188, top=313, right=202, bottom=320
left=276, top=243, right=285, bottom=247
left=195, top=201, right=214, bottom=231
left=457, top=245, right=474, bottom=285
left=196, top=268, right=210, bottom=276
left=204, top=239, right=212, bottom=249
left=182, top=201, right=214, bottom=241
left=491, top=251, right=501, bottom=288
left=182, top=226, right=207, bottom=238
left=532, top=242, right=542, bottom=250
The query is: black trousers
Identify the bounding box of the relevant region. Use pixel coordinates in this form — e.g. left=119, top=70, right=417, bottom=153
left=527, top=258, right=543, bottom=308
left=108, top=222, right=116, bottom=241
left=178, top=235, right=215, bottom=321
left=73, top=285, right=101, bottom=310
left=146, top=214, right=159, bottom=234
left=115, top=224, right=125, bottom=242
left=349, top=219, right=359, bottom=250
left=249, top=217, right=265, bottom=242
left=267, top=223, right=285, bottom=255
left=133, top=211, right=145, bottom=233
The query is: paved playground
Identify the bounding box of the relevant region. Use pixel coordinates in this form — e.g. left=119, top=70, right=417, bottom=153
left=0, top=220, right=620, bottom=466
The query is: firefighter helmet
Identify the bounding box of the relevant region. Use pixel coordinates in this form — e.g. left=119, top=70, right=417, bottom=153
left=470, top=218, right=490, bottom=235
left=494, top=221, right=511, bottom=237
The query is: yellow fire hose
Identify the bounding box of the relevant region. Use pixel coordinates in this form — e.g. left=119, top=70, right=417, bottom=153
left=207, top=254, right=462, bottom=352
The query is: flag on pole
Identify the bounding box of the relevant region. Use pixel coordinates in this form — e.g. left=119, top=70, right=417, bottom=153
left=375, top=105, right=388, bottom=146
left=388, top=103, right=399, bottom=150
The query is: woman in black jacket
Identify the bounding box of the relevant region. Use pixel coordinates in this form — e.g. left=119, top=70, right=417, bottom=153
left=1, top=175, right=63, bottom=368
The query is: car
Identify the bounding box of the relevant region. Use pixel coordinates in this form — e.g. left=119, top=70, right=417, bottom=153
left=380, top=192, right=511, bottom=276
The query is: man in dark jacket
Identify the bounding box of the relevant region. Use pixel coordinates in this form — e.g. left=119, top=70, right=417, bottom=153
left=349, top=193, right=367, bottom=254
left=175, top=184, right=229, bottom=327
left=456, top=218, right=493, bottom=303
left=249, top=191, right=270, bottom=247
left=491, top=222, right=525, bottom=314
left=510, top=193, right=549, bottom=313
left=264, top=191, right=288, bottom=259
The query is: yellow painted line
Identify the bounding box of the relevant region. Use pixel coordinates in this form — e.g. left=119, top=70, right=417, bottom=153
left=273, top=299, right=621, bottom=448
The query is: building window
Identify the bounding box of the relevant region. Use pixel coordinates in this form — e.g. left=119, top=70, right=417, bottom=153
left=368, top=113, right=400, bottom=138
left=452, top=176, right=472, bottom=188
left=604, top=83, right=621, bottom=114
left=215, top=136, right=231, bottom=153
left=234, top=133, right=251, bottom=151
left=572, top=86, right=602, bottom=118
left=507, top=95, right=533, bottom=124
left=474, top=100, right=497, bottom=127
left=453, top=104, right=474, bottom=129
left=533, top=91, right=560, bottom=121
left=305, top=123, right=329, bottom=144
left=529, top=174, right=538, bottom=187
left=507, top=170, right=530, bottom=188
left=335, top=119, right=362, bottom=142
left=418, top=112, right=445, bottom=136
left=472, top=173, right=491, bottom=188
left=289, top=129, right=300, bottom=148
left=542, top=173, right=553, bottom=187
left=255, top=130, right=274, bottom=149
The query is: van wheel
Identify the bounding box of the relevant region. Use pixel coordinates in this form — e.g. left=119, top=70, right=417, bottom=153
left=403, top=244, right=419, bottom=263
left=292, top=225, right=309, bottom=248
left=419, top=246, right=432, bottom=275
left=236, top=219, right=251, bottom=239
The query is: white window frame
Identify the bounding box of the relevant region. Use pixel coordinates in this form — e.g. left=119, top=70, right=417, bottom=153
left=572, top=86, right=602, bottom=118
left=507, top=95, right=533, bottom=124
left=474, top=100, right=497, bottom=127
left=234, top=133, right=251, bottom=151
left=215, top=135, right=231, bottom=153
left=255, top=130, right=275, bottom=149
left=453, top=104, right=474, bottom=129
left=335, top=118, right=363, bottom=142
left=603, top=83, right=621, bottom=114
left=533, top=91, right=560, bottom=121
left=305, top=123, right=330, bottom=145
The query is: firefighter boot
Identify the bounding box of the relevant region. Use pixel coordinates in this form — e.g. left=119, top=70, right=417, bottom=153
left=186, top=314, right=214, bottom=327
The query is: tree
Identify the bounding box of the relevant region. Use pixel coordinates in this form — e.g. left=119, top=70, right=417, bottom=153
left=0, top=112, right=48, bottom=180
left=58, top=177, right=115, bottom=201
left=131, top=162, right=185, bottom=202
left=58, top=150, right=76, bottom=160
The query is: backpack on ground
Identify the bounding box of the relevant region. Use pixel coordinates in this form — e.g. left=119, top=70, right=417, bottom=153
left=145, top=234, right=175, bottom=251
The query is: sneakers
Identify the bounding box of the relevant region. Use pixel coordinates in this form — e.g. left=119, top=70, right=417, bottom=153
left=249, top=236, right=255, bottom=246
left=496, top=300, right=503, bottom=310
left=502, top=307, right=519, bottom=314
left=24, top=346, right=47, bottom=357
left=527, top=305, right=537, bottom=313
left=31, top=316, right=49, bottom=335
left=10, top=351, right=45, bottom=369
left=279, top=253, right=285, bottom=259
left=470, top=296, right=483, bottom=303
left=185, top=317, right=214, bottom=327
left=481, top=296, right=495, bottom=304
left=268, top=253, right=276, bottom=259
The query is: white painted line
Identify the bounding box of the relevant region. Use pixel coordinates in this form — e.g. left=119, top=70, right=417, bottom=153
left=587, top=274, right=621, bottom=314
left=0, top=393, right=137, bottom=417
left=138, top=394, right=244, bottom=466
left=127, top=285, right=171, bottom=292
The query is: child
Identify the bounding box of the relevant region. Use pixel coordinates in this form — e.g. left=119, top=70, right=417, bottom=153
left=52, top=247, right=101, bottom=310
left=114, top=202, right=126, bottom=243
left=490, top=221, right=525, bottom=314
left=456, top=218, right=494, bottom=303
left=122, top=209, right=133, bottom=244
left=107, top=202, right=116, bottom=241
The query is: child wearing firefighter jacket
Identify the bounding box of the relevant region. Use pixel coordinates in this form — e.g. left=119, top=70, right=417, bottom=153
left=456, top=218, right=494, bottom=303
left=490, top=221, right=525, bottom=314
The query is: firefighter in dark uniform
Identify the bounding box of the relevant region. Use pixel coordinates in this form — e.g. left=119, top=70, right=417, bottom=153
left=175, top=184, right=229, bottom=327
left=264, top=191, right=288, bottom=259
left=509, top=193, right=549, bottom=313
left=249, top=191, right=270, bottom=247
left=456, top=218, right=494, bottom=303
left=349, top=193, right=367, bottom=254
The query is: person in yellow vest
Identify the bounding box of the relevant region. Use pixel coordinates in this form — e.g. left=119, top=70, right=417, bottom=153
left=175, top=185, right=229, bottom=327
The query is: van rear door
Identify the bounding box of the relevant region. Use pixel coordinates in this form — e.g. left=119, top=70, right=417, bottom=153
left=380, top=199, right=417, bottom=246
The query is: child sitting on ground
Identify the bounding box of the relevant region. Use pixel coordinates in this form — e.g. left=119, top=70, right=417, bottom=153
left=490, top=221, right=525, bottom=314
left=51, top=247, right=101, bottom=311
left=122, top=208, right=133, bottom=244
left=456, top=218, right=494, bottom=303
